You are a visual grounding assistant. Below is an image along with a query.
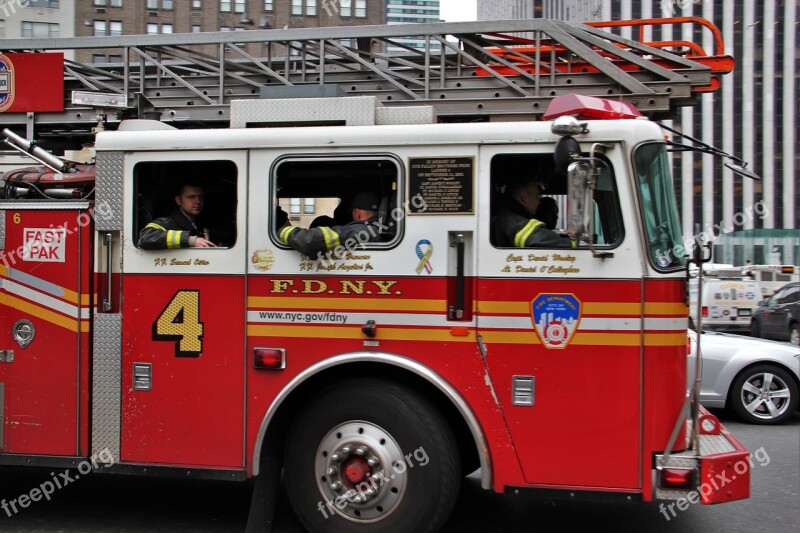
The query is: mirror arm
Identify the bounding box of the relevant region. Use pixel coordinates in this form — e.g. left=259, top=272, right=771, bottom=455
left=587, top=144, right=614, bottom=260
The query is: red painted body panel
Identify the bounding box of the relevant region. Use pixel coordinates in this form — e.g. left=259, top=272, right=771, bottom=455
left=478, top=278, right=643, bottom=489
left=0, top=53, right=64, bottom=113
left=120, top=275, right=245, bottom=468
left=0, top=208, right=91, bottom=456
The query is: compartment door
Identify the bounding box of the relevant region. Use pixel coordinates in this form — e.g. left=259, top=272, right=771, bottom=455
left=0, top=207, right=90, bottom=456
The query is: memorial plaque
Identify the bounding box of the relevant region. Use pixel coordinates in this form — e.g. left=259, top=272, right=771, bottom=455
left=408, top=157, right=474, bottom=214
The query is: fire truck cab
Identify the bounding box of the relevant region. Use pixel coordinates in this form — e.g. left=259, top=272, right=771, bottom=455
left=0, top=95, right=750, bottom=532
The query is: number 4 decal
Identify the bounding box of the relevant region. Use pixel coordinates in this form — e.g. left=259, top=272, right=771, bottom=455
left=152, top=290, right=204, bottom=357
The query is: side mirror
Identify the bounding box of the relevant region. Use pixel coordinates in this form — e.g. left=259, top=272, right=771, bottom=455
left=567, top=161, right=591, bottom=241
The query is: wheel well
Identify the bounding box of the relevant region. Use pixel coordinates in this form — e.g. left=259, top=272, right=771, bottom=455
left=725, top=361, right=800, bottom=408
left=257, top=362, right=481, bottom=477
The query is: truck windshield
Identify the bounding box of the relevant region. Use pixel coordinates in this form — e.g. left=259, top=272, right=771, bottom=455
left=634, top=143, right=687, bottom=270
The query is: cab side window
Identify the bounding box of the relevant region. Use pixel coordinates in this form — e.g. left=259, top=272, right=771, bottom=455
left=133, top=160, right=238, bottom=249
left=489, top=153, right=624, bottom=249
left=272, top=156, right=402, bottom=247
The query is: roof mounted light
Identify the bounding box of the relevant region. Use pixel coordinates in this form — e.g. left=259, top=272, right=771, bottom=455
left=551, top=115, right=588, bottom=136
left=543, top=94, right=643, bottom=121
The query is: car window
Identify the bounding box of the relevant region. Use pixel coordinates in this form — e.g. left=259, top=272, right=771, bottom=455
left=780, top=286, right=799, bottom=304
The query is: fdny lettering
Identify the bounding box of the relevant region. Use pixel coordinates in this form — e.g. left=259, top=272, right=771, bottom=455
left=270, top=279, right=400, bottom=296
left=22, top=228, right=67, bottom=263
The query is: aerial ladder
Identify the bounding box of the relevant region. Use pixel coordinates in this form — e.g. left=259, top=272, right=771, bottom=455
left=0, top=17, right=732, bottom=142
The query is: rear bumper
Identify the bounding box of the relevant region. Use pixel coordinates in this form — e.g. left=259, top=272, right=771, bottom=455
left=654, top=408, right=750, bottom=505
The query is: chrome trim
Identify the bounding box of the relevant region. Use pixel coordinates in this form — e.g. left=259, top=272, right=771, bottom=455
left=0, top=209, right=5, bottom=250
left=252, top=352, right=492, bottom=490
left=0, top=202, right=92, bottom=210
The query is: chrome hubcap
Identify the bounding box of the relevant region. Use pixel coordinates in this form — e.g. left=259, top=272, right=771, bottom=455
left=315, top=421, right=407, bottom=522
left=740, top=372, right=792, bottom=420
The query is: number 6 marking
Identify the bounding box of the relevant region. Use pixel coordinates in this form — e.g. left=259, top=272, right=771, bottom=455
left=152, top=290, right=204, bottom=357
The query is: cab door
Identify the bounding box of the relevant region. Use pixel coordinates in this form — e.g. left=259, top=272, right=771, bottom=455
left=117, top=154, right=247, bottom=468
left=475, top=146, right=643, bottom=489
left=0, top=205, right=91, bottom=457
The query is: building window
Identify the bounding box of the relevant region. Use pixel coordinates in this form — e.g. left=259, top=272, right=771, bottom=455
left=162, top=23, right=173, bottom=34
left=109, top=21, right=122, bottom=36
left=162, top=0, right=173, bottom=10
left=341, top=0, right=351, bottom=17
left=303, top=198, right=316, bottom=214
left=93, top=20, right=107, bottom=36
left=22, top=21, right=60, bottom=38
left=147, top=23, right=159, bottom=35
left=263, top=0, right=273, bottom=11
left=234, top=0, right=245, bottom=13
left=111, top=0, right=122, bottom=6
left=220, top=26, right=231, bottom=31
left=92, top=54, right=107, bottom=64
left=291, top=0, right=302, bottom=16
left=354, top=0, right=366, bottom=17
left=220, top=0, right=231, bottom=12
left=30, top=0, right=60, bottom=7
left=109, top=54, right=122, bottom=62
left=147, top=0, right=158, bottom=9
left=289, top=198, right=301, bottom=214
left=192, top=0, right=202, bottom=8
left=192, top=25, right=202, bottom=33
left=94, top=0, right=106, bottom=5
left=306, top=0, right=317, bottom=16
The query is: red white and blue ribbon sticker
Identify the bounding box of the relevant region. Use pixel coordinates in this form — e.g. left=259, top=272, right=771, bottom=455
left=415, top=239, right=433, bottom=274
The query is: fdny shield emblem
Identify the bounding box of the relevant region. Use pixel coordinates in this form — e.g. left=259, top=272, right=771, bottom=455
left=0, top=54, right=15, bottom=113
left=532, top=293, right=581, bottom=349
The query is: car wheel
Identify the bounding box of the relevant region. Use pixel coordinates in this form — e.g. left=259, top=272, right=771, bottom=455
left=283, top=379, right=460, bottom=533
left=790, top=323, right=799, bottom=346
left=730, top=364, right=800, bottom=425
left=749, top=319, right=760, bottom=338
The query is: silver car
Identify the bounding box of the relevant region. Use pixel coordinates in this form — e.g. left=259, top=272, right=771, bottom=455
left=688, top=330, right=800, bottom=424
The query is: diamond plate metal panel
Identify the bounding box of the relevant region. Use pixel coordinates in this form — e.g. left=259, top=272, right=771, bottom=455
left=92, top=313, right=122, bottom=461
left=376, top=106, right=435, bottom=125
left=699, top=433, right=736, bottom=456
left=0, top=210, right=5, bottom=250
left=95, top=151, right=124, bottom=231
left=230, top=96, right=379, bottom=128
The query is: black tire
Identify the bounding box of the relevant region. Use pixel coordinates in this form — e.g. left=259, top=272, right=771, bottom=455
left=284, top=380, right=461, bottom=533
left=749, top=319, right=760, bottom=338
left=730, top=364, right=800, bottom=425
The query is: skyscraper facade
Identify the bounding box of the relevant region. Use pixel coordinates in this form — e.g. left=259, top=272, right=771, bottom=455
left=478, top=0, right=799, bottom=264
left=385, top=0, right=441, bottom=51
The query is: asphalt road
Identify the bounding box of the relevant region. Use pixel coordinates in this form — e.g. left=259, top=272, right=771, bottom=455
left=1, top=409, right=798, bottom=533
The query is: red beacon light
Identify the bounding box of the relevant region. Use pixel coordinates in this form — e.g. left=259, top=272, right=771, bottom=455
left=542, top=94, right=643, bottom=121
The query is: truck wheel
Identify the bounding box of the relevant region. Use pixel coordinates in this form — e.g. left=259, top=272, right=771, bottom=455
left=283, top=379, right=460, bottom=533
left=730, top=364, right=799, bottom=425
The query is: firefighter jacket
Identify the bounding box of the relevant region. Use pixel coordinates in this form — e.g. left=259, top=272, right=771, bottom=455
left=138, top=208, right=209, bottom=250
left=279, top=217, right=384, bottom=259
left=492, top=198, right=576, bottom=248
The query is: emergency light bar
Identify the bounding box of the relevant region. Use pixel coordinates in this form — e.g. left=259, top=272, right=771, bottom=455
left=542, top=94, right=643, bottom=121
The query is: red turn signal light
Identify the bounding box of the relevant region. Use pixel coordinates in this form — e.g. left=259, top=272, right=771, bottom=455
left=657, top=467, right=696, bottom=490
left=253, top=348, right=286, bottom=370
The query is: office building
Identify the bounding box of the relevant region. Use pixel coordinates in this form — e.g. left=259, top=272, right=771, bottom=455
left=478, top=0, right=799, bottom=264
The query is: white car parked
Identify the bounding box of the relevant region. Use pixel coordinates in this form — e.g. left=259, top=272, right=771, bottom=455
left=688, top=330, right=800, bottom=424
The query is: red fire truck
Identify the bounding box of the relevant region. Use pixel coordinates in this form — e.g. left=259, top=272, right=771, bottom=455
left=0, top=18, right=752, bottom=533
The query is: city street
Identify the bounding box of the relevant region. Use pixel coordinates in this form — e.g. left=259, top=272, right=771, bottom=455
left=1, top=409, right=797, bottom=533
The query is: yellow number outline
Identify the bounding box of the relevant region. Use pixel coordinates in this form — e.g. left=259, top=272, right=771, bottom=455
left=152, top=290, right=204, bottom=357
